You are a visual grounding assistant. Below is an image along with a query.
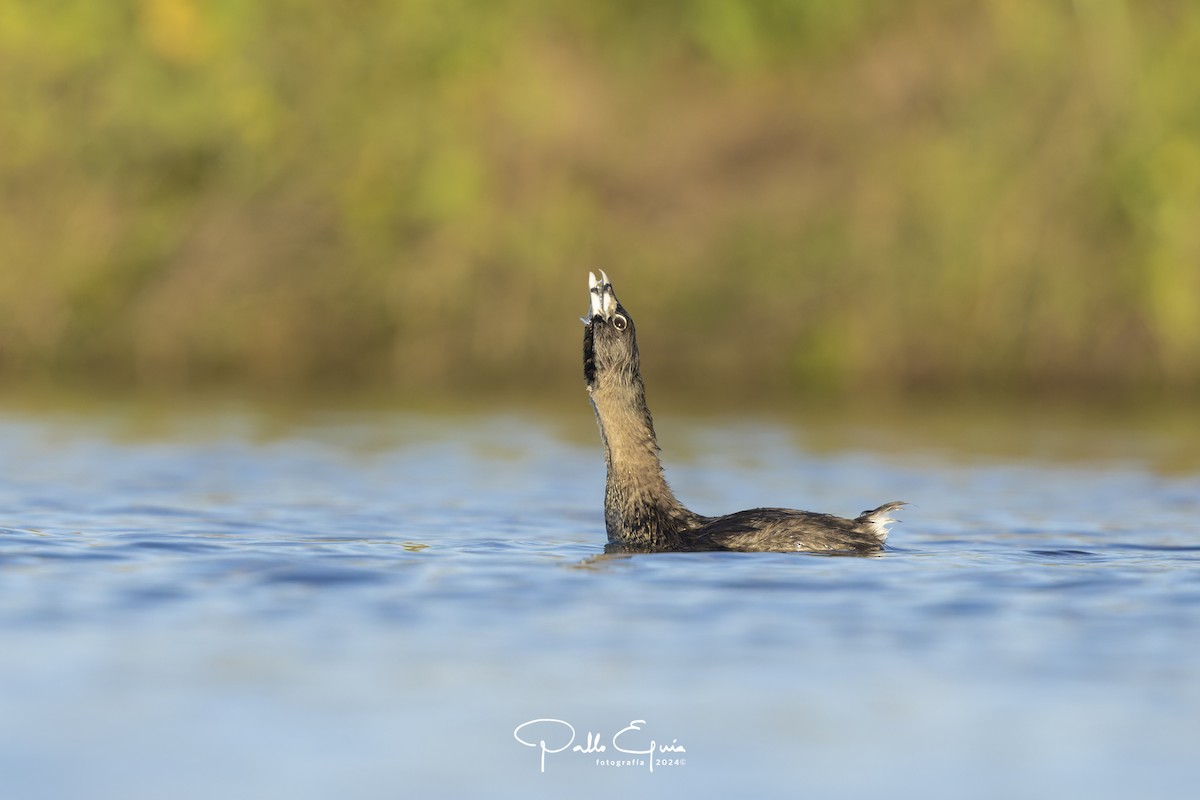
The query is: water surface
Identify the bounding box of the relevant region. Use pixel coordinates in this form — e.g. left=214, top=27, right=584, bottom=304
left=1, top=400, right=1197, bottom=799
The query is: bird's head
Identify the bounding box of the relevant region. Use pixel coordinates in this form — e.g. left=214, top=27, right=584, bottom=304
left=582, top=270, right=640, bottom=391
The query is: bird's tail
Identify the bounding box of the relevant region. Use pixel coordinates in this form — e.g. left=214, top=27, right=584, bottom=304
left=856, top=501, right=907, bottom=543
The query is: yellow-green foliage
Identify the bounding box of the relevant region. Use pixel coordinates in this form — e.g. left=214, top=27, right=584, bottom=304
left=1, top=0, right=1198, bottom=396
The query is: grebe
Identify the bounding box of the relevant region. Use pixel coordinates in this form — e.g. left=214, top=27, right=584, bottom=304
left=582, top=270, right=905, bottom=553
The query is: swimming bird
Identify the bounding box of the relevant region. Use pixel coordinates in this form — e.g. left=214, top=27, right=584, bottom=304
left=582, top=270, right=905, bottom=553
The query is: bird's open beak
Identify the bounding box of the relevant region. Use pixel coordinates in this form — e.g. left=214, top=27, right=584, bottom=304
left=585, top=270, right=617, bottom=323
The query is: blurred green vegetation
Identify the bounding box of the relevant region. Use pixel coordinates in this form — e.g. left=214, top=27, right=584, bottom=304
left=1, top=0, right=1198, bottom=400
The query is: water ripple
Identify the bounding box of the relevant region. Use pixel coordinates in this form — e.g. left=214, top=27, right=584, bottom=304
left=0, top=408, right=1198, bottom=799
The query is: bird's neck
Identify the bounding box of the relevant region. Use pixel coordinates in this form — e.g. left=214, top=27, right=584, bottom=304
left=589, top=377, right=696, bottom=549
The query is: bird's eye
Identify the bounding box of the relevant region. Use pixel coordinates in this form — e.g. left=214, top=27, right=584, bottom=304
left=612, top=314, right=628, bottom=331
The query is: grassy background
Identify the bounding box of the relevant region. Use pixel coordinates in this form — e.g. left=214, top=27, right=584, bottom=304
left=2, top=0, right=1198, bottom=401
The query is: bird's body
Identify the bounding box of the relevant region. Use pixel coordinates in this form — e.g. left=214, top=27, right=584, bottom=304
left=582, top=271, right=905, bottom=554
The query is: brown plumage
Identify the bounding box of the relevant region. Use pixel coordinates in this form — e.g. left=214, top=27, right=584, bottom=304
left=582, top=270, right=905, bottom=554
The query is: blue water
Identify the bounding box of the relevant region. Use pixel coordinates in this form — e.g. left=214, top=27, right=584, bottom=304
left=1, top=402, right=1198, bottom=799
